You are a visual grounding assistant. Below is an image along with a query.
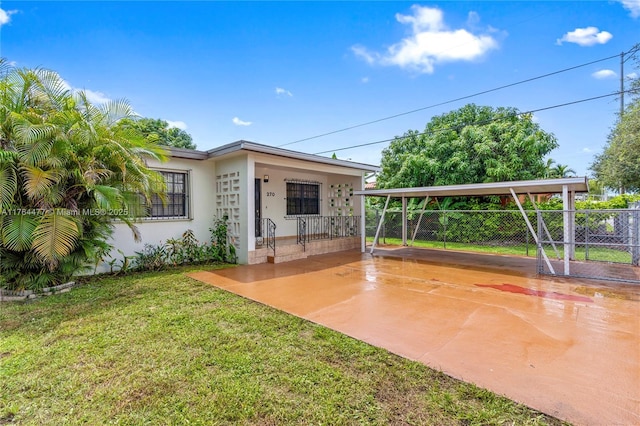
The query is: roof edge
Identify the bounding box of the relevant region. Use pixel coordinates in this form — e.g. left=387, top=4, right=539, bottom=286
left=165, top=146, right=209, bottom=160
left=206, top=140, right=380, bottom=171
left=354, top=177, right=589, bottom=197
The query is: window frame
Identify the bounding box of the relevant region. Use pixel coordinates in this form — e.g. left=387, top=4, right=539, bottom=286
left=146, top=169, right=191, bottom=220
left=286, top=181, right=321, bottom=216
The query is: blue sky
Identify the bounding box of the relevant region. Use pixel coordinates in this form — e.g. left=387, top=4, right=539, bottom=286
left=1, top=1, right=639, bottom=177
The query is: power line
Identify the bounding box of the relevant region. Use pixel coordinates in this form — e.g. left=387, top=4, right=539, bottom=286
left=279, top=52, right=623, bottom=149
left=314, top=90, right=634, bottom=155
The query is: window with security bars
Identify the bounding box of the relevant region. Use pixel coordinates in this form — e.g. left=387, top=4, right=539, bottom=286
left=286, top=182, right=319, bottom=215
left=149, top=171, right=189, bottom=218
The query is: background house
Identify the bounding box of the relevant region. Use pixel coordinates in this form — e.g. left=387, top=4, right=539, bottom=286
left=104, top=141, right=379, bottom=269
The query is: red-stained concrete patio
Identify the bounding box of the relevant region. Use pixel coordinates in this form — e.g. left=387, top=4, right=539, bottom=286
left=188, top=248, right=640, bottom=426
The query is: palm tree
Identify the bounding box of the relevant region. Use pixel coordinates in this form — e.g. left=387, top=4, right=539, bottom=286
left=552, top=164, right=576, bottom=178
left=543, top=158, right=556, bottom=178
left=542, top=159, right=576, bottom=178
left=0, top=61, right=167, bottom=289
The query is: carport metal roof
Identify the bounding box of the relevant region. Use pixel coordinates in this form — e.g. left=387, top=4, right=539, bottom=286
left=353, top=177, right=588, bottom=198
left=355, top=177, right=589, bottom=277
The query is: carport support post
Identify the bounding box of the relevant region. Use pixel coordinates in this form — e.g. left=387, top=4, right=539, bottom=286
left=528, top=193, right=560, bottom=260
left=562, top=185, right=575, bottom=275
left=510, top=188, right=555, bottom=275
left=411, top=196, right=430, bottom=246
left=370, top=195, right=391, bottom=254
left=402, top=197, right=408, bottom=246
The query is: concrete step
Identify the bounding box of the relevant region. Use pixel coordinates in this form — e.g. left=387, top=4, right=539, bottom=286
left=267, top=251, right=307, bottom=264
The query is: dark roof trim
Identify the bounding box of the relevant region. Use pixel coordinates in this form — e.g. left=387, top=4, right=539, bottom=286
left=207, top=140, right=379, bottom=172
left=166, top=140, right=379, bottom=172
left=165, top=146, right=209, bottom=160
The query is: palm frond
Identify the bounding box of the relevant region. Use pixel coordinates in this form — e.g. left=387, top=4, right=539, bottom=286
left=0, top=162, right=17, bottom=209
left=90, top=185, right=123, bottom=210
left=31, top=209, right=79, bottom=268
left=98, top=98, right=136, bottom=127
left=2, top=214, right=38, bottom=251
left=0, top=149, right=19, bottom=163
left=13, top=128, right=55, bottom=165
left=21, top=165, right=62, bottom=201
left=32, top=68, right=71, bottom=108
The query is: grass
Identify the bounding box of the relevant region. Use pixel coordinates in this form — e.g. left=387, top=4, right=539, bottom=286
left=369, top=237, right=633, bottom=263
left=0, top=265, right=566, bottom=425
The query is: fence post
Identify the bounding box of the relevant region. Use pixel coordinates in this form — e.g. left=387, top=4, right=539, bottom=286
left=526, top=219, right=529, bottom=257
left=443, top=211, right=447, bottom=249
left=537, top=212, right=543, bottom=274
left=585, top=210, right=589, bottom=261
left=632, top=208, right=640, bottom=266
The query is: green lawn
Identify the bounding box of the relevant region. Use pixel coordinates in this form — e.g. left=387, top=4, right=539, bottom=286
left=1, top=266, right=566, bottom=425
left=369, top=237, right=632, bottom=263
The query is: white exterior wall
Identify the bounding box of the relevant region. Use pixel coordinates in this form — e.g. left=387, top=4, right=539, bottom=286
left=252, top=152, right=365, bottom=238
left=98, top=157, right=216, bottom=273
left=214, top=154, right=249, bottom=264
left=98, top=148, right=372, bottom=271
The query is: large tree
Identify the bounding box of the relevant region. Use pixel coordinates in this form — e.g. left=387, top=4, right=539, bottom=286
left=117, top=117, right=196, bottom=149
left=377, top=104, right=558, bottom=189
left=0, top=61, right=167, bottom=290
left=590, top=99, right=640, bottom=192
left=590, top=45, right=640, bottom=193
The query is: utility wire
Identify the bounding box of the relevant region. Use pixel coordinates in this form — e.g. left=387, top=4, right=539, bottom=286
left=279, top=51, right=628, bottom=149
left=314, top=90, right=634, bottom=155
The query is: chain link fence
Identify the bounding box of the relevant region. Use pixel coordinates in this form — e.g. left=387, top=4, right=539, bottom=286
left=366, top=208, right=640, bottom=283
left=537, top=209, right=640, bottom=282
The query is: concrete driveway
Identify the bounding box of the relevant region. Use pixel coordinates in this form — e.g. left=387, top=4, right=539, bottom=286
left=188, top=248, right=640, bottom=426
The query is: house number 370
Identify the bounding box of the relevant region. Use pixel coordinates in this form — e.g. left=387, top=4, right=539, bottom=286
left=266, top=192, right=276, bottom=197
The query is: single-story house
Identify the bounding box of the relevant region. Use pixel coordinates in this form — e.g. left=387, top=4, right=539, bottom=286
left=103, top=140, right=379, bottom=270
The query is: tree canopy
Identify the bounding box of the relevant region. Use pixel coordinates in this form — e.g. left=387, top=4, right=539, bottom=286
left=116, top=117, right=196, bottom=150
left=377, top=104, right=559, bottom=189
left=590, top=99, right=640, bottom=192
left=0, top=60, right=167, bottom=290
left=590, top=45, right=639, bottom=193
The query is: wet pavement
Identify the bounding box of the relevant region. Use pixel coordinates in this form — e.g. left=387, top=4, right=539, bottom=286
left=188, top=248, right=640, bottom=426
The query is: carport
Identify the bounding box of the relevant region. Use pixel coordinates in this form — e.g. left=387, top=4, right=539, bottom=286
left=355, top=177, right=589, bottom=276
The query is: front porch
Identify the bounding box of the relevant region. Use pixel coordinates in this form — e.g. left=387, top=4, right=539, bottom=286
left=249, top=216, right=361, bottom=264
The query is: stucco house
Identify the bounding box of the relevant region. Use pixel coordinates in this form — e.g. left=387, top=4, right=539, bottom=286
left=105, top=140, right=378, bottom=269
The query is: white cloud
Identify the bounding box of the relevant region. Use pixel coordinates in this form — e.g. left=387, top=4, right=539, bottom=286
left=592, top=69, right=617, bottom=79
left=619, top=0, right=640, bottom=18
left=166, top=120, right=187, bottom=130
left=82, top=89, right=111, bottom=104
left=627, top=72, right=639, bottom=80
left=351, top=45, right=376, bottom=64
left=232, top=117, right=252, bottom=126
left=275, top=87, right=293, bottom=97
left=62, top=79, right=112, bottom=104
left=352, top=5, right=499, bottom=74
left=582, top=147, right=593, bottom=153
left=361, top=77, right=370, bottom=83
left=556, top=27, right=612, bottom=46
left=466, top=11, right=480, bottom=27
left=0, top=8, right=17, bottom=27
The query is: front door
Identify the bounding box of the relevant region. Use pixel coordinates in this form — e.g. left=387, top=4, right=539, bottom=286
left=255, top=178, right=262, bottom=237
